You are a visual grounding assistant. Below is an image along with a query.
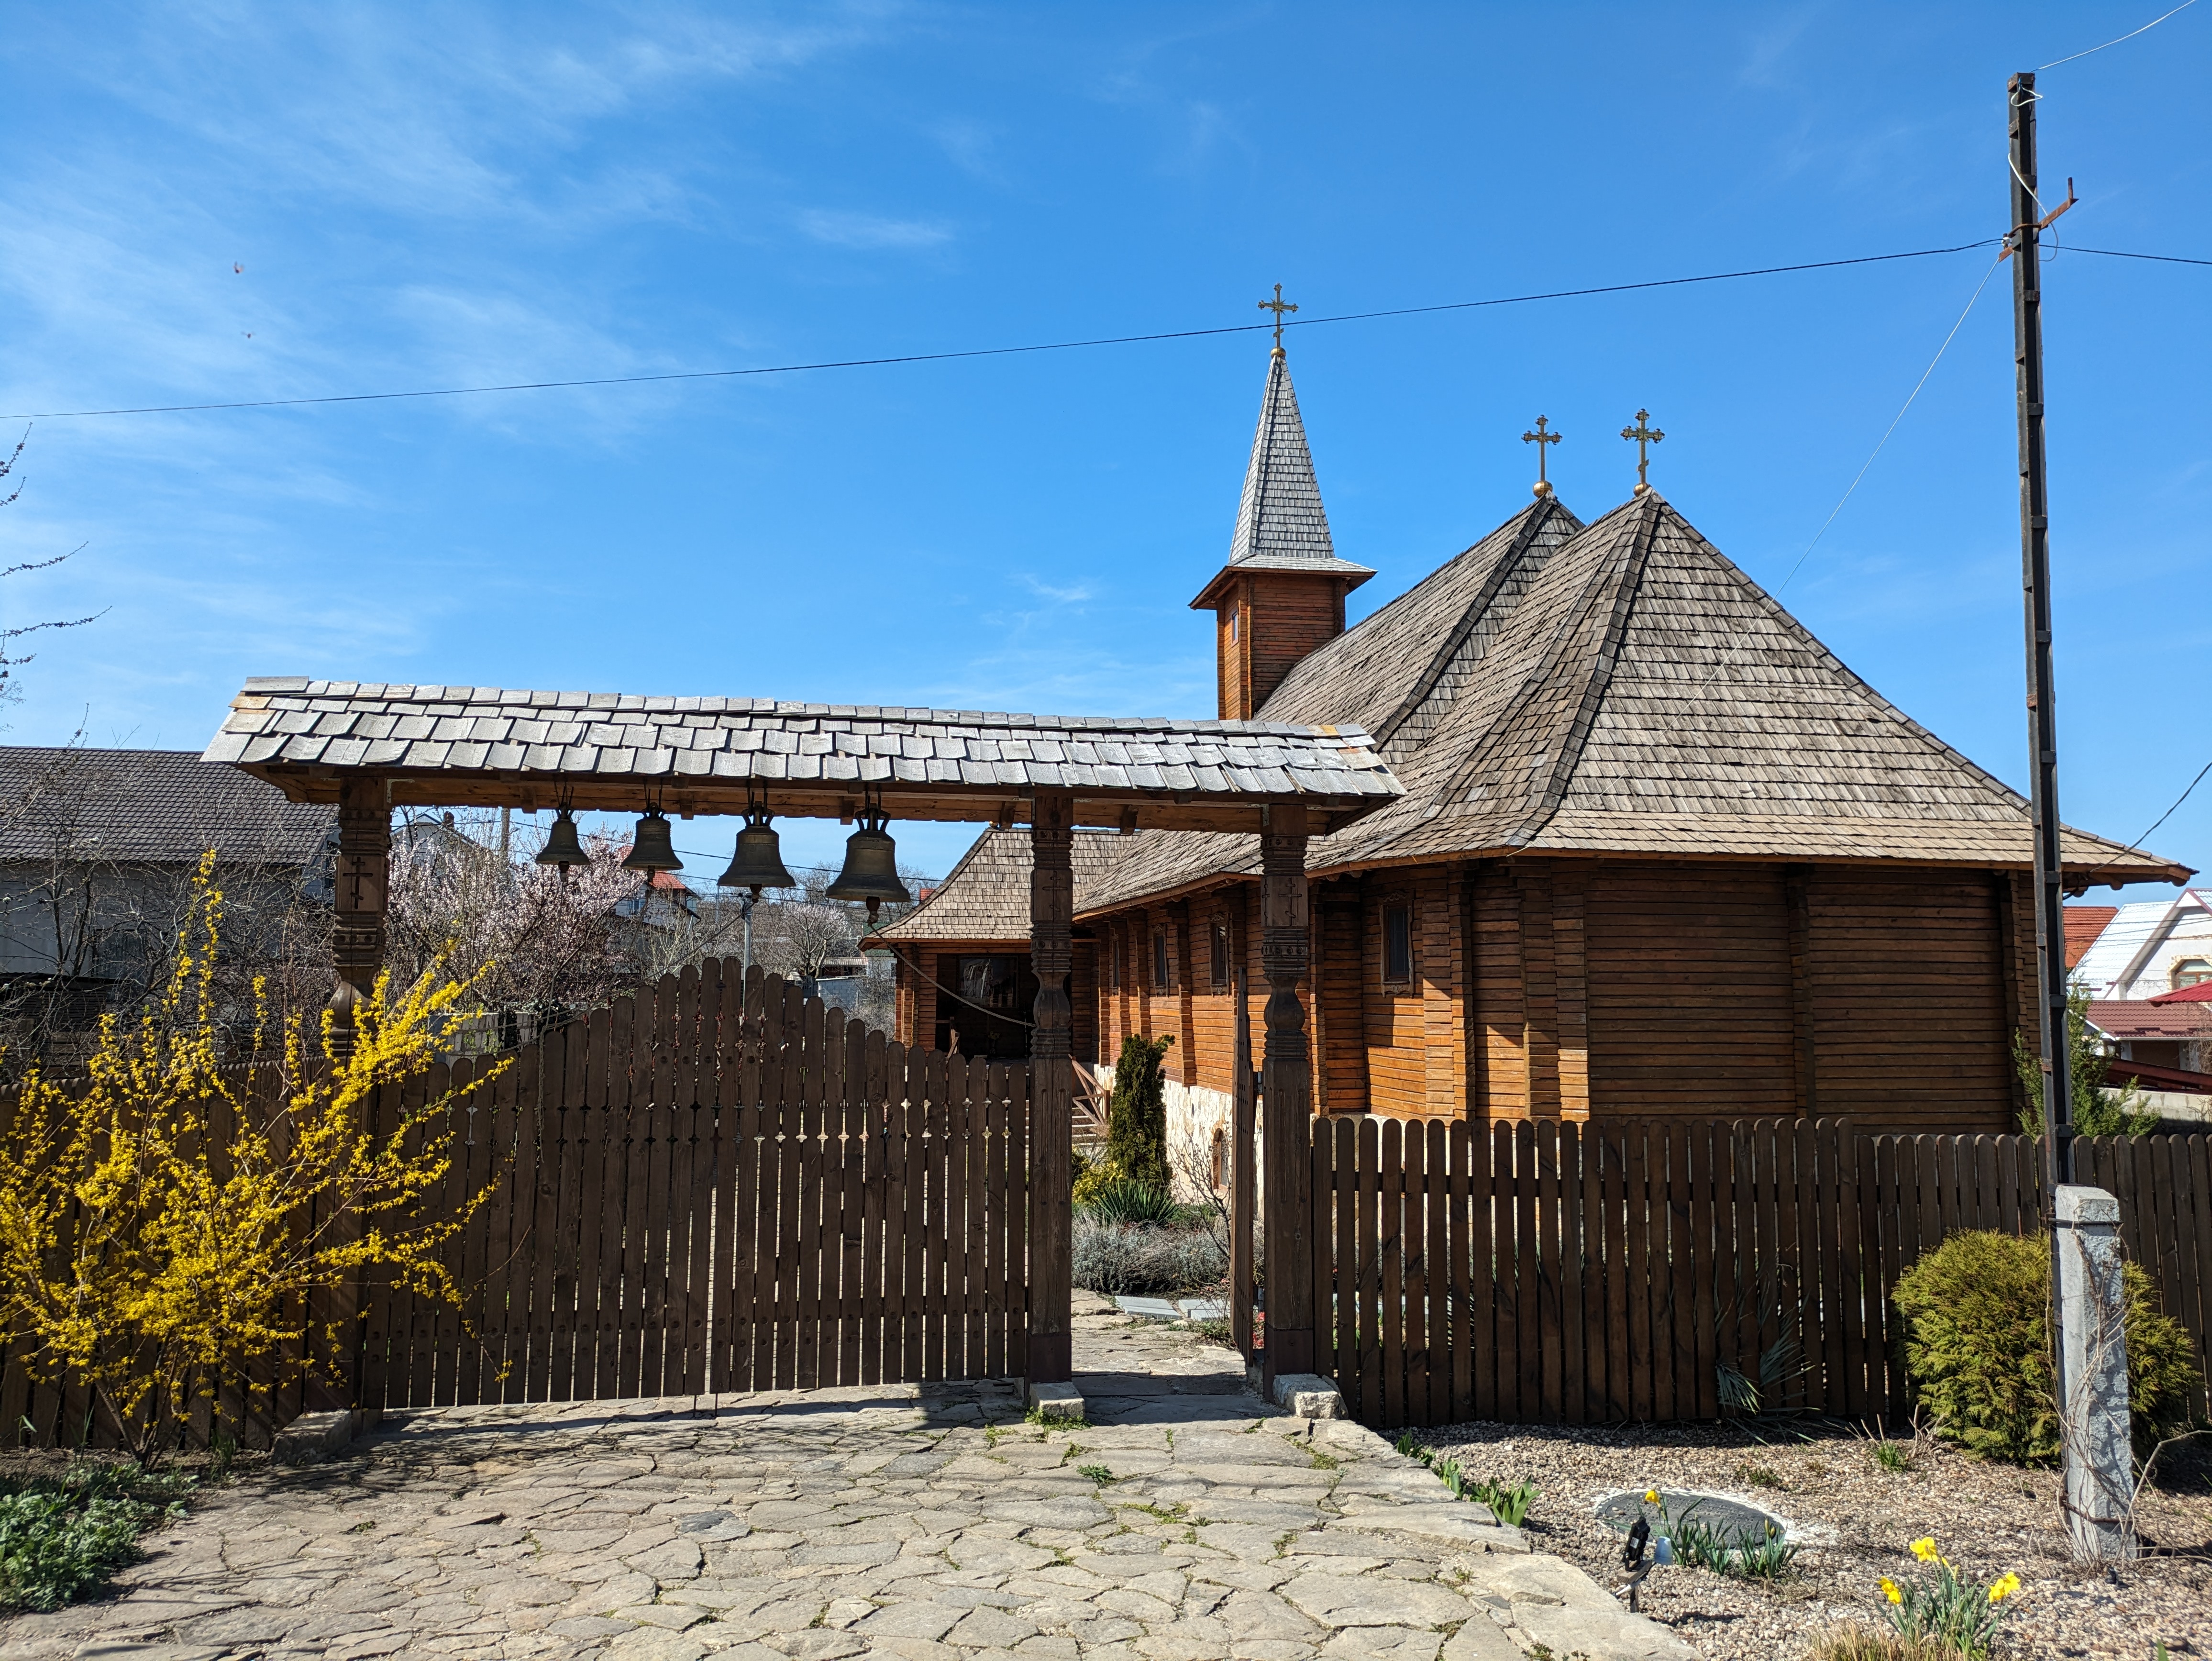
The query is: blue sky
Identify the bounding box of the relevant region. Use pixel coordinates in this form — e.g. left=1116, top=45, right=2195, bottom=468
left=1, top=2, right=2206, bottom=884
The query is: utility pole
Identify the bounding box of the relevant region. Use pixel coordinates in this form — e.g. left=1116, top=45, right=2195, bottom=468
left=2010, top=71, right=2079, bottom=1469
left=2009, top=72, right=2071, bottom=1195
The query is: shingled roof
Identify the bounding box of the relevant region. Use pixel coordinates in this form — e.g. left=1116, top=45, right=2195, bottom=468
left=871, top=828, right=1126, bottom=944
left=1190, top=345, right=1373, bottom=609
left=206, top=686, right=1400, bottom=835
left=0, top=746, right=336, bottom=867
left=1079, top=491, right=2190, bottom=914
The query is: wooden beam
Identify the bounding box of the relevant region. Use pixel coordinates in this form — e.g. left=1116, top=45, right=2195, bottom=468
left=1026, top=788, right=1076, bottom=1385
left=237, top=766, right=1391, bottom=838
left=330, top=778, right=391, bottom=1061
left=1260, top=804, right=1314, bottom=1390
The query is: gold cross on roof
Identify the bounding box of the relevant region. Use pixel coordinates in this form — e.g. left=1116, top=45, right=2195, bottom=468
left=1520, top=415, right=1560, bottom=498
left=1258, top=284, right=1298, bottom=350
left=1620, top=408, right=1665, bottom=495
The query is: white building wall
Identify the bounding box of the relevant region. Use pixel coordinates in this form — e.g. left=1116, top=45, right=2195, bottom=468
left=1095, top=1063, right=1261, bottom=1208
left=2072, top=890, right=2212, bottom=999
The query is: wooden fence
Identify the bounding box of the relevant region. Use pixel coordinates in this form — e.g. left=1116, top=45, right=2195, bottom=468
left=1, top=963, right=1031, bottom=1449
left=1310, top=1116, right=2212, bottom=1430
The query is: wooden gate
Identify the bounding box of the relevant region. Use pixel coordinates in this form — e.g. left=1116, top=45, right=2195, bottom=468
left=363, top=961, right=1031, bottom=1409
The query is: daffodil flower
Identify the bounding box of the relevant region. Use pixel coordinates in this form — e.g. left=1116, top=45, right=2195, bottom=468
left=1909, top=1537, right=1939, bottom=1562
left=1644, top=1489, right=1659, bottom=1504
left=1879, top=1576, right=1902, bottom=1605
left=1988, top=1571, right=2022, bottom=1604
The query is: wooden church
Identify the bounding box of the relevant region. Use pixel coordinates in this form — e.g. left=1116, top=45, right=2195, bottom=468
left=879, top=340, right=2190, bottom=1134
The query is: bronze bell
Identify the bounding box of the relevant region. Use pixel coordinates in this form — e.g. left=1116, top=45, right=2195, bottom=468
left=718, top=815, right=795, bottom=894
left=535, top=808, right=586, bottom=869
left=826, top=818, right=910, bottom=919
left=622, top=810, right=682, bottom=874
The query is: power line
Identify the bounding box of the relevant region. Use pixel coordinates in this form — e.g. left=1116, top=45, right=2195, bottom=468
left=1770, top=250, right=2007, bottom=598
left=2038, top=0, right=2198, bottom=69
left=2, top=239, right=2007, bottom=423
left=2068, top=245, right=2212, bottom=267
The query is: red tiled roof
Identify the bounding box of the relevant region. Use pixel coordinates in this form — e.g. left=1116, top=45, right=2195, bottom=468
left=2151, top=981, right=2212, bottom=1004
left=2085, top=999, right=2212, bottom=1041
left=2064, top=905, right=2118, bottom=968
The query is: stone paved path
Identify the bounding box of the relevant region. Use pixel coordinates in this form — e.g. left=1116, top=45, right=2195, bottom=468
left=0, top=1295, right=1693, bottom=1661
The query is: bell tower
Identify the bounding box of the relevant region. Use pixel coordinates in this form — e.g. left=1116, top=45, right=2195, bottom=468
left=1190, top=326, right=1371, bottom=720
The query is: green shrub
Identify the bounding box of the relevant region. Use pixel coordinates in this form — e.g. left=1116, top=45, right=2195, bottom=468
left=1077, top=1174, right=1181, bottom=1226
left=1071, top=1216, right=1225, bottom=1294
left=1893, top=1229, right=2201, bottom=1463
left=0, top=1465, right=189, bottom=1611
left=2012, top=987, right=2157, bottom=1137
left=1105, top=1033, right=1172, bottom=1191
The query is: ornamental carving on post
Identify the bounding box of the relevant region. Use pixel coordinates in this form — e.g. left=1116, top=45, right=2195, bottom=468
left=1030, top=796, right=1074, bottom=1061
left=330, top=781, right=391, bottom=1059
left=1027, top=788, right=1076, bottom=1387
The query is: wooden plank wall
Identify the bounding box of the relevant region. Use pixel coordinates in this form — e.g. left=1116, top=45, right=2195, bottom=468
left=1309, top=1118, right=2212, bottom=1432
left=0, top=963, right=1031, bottom=1446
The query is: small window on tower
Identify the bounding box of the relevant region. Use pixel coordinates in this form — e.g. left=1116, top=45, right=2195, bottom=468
left=1153, top=928, right=1172, bottom=991
left=1229, top=610, right=1240, bottom=643
left=1210, top=920, right=1231, bottom=988
left=1382, top=904, right=1414, bottom=985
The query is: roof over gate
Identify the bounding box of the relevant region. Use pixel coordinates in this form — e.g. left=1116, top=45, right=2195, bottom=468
left=203, top=681, right=1403, bottom=835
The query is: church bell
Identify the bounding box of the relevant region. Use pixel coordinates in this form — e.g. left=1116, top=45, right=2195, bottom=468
left=718, top=815, right=796, bottom=895
left=825, top=814, right=909, bottom=919
left=622, top=809, right=682, bottom=874
left=535, top=808, right=586, bottom=870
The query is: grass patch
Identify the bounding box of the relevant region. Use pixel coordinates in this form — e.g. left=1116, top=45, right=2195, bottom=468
left=1734, top=1462, right=1787, bottom=1489
left=1669, top=1505, right=1798, bottom=1581
left=1873, top=1440, right=1914, bottom=1473
left=1077, top=1463, right=1116, bottom=1485
left=1307, top=1450, right=1341, bottom=1472
left=0, top=1463, right=192, bottom=1612
left=1024, top=1404, right=1089, bottom=1430
left=1807, top=1626, right=1962, bottom=1661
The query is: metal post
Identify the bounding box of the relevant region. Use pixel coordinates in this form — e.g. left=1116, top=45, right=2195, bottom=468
left=2010, top=70, right=2072, bottom=1190
left=1027, top=788, right=1076, bottom=1387
left=1259, top=805, right=1313, bottom=1391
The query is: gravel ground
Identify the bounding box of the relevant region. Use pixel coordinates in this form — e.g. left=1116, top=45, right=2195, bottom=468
left=1420, top=1418, right=2212, bottom=1661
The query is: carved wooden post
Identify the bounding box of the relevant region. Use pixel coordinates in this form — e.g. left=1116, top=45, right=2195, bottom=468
left=1028, top=788, right=1075, bottom=1384
left=1230, top=884, right=1257, bottom=1361
left=1260, top=804, right=1313, bottom=1389
left=330, top=778, right=391, bottom=1061
left=315, top=777, right=389, bottom=1407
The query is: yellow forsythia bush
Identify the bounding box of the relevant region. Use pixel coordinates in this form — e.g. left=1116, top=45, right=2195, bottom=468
left=0, top=855, right=504, bottom=1464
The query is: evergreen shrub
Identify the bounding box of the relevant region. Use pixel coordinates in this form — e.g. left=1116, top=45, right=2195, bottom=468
left=1893, top=1229, right=2200, bottom=1463
left=1105, top=1033, right=1172, bottom=1191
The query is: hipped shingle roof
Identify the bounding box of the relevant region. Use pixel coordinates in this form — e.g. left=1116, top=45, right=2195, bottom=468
left=871, top=828, right=1125, bottom=943
left=1079, top=492, right=2190, bottom=915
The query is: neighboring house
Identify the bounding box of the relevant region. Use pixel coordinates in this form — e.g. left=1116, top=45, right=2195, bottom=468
left=0, top=746, right=337, bottom=1041
left=896, top=341, right=2192, bottom=1142
left=2087, top=997, right=2212, bottom=1076
left=2068, top=890, right=2212, bottom=999
left=871, top=828, right=1117, bottom=1061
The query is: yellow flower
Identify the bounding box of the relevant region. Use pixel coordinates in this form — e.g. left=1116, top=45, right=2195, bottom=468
left=1988, top=1571, right=2021, bottom=1604
left=1909, top=1537, right=1939, bottom=1562
left=1644, top=1489, right=1660, bottom=1504
left=1880, top=1576, right=1902, bottom=1605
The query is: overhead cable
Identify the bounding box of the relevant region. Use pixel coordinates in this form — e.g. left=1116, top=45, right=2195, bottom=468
left=2038, top=0, right=2198, bottom=70
left=2, top=240, right=2006, bottom=423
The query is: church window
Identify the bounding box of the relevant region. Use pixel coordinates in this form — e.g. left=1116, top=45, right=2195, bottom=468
left=1210, top=920, right=1231, bottom=988
left=1210, top=1125, right=1228, bottom=1190
left=1153, top=927, right=1173, bottom=991
left=1111, top=933, right=1124, bottom=990
left=1382, top=904, right=1413, bottom=984
left=2175, top=958, right=2212, bottom=989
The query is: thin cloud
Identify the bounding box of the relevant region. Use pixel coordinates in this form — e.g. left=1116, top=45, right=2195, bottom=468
left=797, top=210, right=954, bottom=250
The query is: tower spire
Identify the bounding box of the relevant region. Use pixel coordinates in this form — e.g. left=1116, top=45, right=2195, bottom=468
left=1191, top=329, right=1373, bottom=719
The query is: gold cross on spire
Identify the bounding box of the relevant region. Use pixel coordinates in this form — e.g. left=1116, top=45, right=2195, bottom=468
left=1620, top=408, right=1665, bottom=495
left=1520, top=415, right=1560, bottom=498
left=1258, top=284, right=1298, bottom=351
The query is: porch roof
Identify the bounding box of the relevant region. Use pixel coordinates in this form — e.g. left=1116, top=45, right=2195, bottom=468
left=203, top=679, right=1402, bottom=835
